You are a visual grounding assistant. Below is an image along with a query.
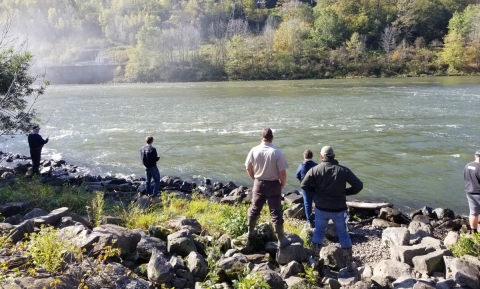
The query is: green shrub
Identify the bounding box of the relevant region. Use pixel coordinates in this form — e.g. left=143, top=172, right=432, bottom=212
left=450, top=233, right=480, bottom=258
left=232, top=270, right=270, bottom=289
left=221, top=205, right=248, bottom=238
left=27, top=226, right=81, bottom=273
left=86, top=191, right=105, bottom=227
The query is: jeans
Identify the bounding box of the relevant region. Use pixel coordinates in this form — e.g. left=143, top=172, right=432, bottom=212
left=145, top=166, right=160, bottom=197
left=30, top=149, right=42, bottom=175
left=312, top=208, right=352, bottom=249
left=301, top=189, right=315, bottom=224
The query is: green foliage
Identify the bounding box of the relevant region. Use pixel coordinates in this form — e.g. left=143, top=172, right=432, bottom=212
left=87, top=191, right=105, bottom=227
left=27, top=226, right=81, bottom=273
left=0, top=178, right=95, bottom=215
left=232, top=270, right=270, bottom=289
left=450, top=233, right=480, bottom=258
left=221, top=205, right=248, bottom=238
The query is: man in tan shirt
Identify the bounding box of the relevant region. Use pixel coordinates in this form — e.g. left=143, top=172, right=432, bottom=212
left=245, top=128, right=291, bottom=247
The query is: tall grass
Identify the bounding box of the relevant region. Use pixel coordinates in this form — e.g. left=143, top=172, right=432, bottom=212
left=0, top=177, right=95, bottom=215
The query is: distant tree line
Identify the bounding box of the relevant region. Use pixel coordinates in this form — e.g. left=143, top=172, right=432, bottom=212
left=1, top=0, right=479, bottom=82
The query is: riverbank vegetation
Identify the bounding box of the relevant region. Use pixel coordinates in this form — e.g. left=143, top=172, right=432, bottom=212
left=1, top=0, right=480, bottom=82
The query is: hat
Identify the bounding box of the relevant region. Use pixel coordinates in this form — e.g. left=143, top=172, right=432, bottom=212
left=475, top=150, right=480, bottom=156
left=320, top=146, right=334, bottom=157
left=32, top=124, right=40, bottom=130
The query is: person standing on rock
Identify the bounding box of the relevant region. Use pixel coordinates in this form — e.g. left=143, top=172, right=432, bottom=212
left=28, top=124, right=49, bottom=175
left=140, top=136, right=160, bottom=198
left=245, top=128, right=291, bottom=248
left=301, top=146, right=363, bottom=270
left=296, top=149, right=318, bottom=228
left=463, top=149, right=480, bottom=234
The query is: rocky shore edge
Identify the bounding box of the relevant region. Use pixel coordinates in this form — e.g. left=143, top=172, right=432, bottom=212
left=0, top=152, right=479, bottom=289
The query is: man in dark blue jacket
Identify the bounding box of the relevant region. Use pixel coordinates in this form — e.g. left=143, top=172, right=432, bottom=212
left=301, top=146, right=363, bottom=271
left=296, top=149, right=318, bottom=228
left=140, top=136, right=160, bottom=197
left=28, top=124, right=49, bottom=175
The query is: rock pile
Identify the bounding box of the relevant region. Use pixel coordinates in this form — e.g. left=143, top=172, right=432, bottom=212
left=0, top=153, right=479, bottom=288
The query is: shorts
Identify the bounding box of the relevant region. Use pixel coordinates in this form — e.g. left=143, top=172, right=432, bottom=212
left=466, top=193, right=480, bottom=215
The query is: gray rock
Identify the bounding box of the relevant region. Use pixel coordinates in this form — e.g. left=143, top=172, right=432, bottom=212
left=85, top=262, right=149, bottom=288
left=251, top=268, right=285, bottom=289
left=178, top=218, right=202, bottom=235
left=284, top=276, right=306, bottom=288
left=1, top=171, right=15, bottom=179
left=22, top=208, right=49, bottom=220
left=412, top=249, right=452, bottom=275
left=408, top=221, right=433, bottom=242
left=450, top=258, right=480, bottom=289
left=147, top=249, right=174, bottom=283
left=280, top=261, right=303, bottom=279
left=443, top=231, right=459, bottom=247
left=324, top=278, right=341, bottom=289
left=33, top=207, right=70, bottom=227
left=167, top=229, right=197, bottom=257
left=413, top=279, right=436, bottom=289
left=0, top=201, right=33, bottom=218
left=436, top=219, right=468, bottom=231
left=338, top=267, right=359, bottom=286
left=171, top=277, right=187, bottom=288
left=8, top=219, right=35, bottom=243
left=378, top=207, right=404, bottom=224
left=89, top=224, right=142, bottom=258
left=372, top=260, right=414, bottom=281
left=352, top=281, right=371, bottom=289
left=276, top=242, right=306, bottom=265
left=434, top=279, right=456, bottom=289
left=382, top=227, right=410, bottom=247
left=217, top=253, right=249, bottom=280
left=283, top=203, right=305, bottom=219
left=412, top=215, right=430, bottom=224
left=433, top=208, right=455, bottom=220
left=283, top=193, right=303, bottom=205
left=218, top=234, right=232, bottom=253
left=320, top=245, right=346, bottom=269
left=392, top=276, right=416, bottom=288
left=137, top=232, right=167, bottom=261
left=187, top=251, right=208, bottom=280
left=3, top=214, right=22, bottom=225
left=220, top=195, right=242, bottom=205
left=372, top=218, right=401, bottom=229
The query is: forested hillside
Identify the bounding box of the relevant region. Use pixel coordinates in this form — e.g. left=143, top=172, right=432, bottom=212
left=1, top=0, right=479, bottom=82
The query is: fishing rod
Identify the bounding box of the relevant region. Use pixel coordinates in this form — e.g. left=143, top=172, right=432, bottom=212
left=47, top=115, right=63, bottom=139
left=159, top=141, right=182, bottom=156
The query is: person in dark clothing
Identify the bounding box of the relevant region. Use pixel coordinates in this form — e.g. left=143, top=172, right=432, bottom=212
left=295, top=149, right=318, bottom=228
left=140, top=136, right=160, bottom=197
left=28, top=124, right=49, bottom=175
left=301, top=146, right=363, bottom=271
left=463, top=149, right=480, bottom=234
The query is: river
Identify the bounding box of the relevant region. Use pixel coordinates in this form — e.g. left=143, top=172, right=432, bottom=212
left=2, top=76, right=480, bottom=215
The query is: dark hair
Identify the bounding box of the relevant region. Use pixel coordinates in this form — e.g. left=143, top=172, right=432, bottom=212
left=261, top=128, right=273, bottom=142
left=146, top=136, right=154, bottom=144
left=304, top=149, right=313, bottom=159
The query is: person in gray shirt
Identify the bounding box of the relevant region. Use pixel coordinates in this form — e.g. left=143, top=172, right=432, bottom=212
left=245, top=128, right=291, bottom=247
left=463, top=149, right=480, bottom=234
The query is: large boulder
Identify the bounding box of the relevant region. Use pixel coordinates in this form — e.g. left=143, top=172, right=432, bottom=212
left=372, top=218, right=401, bottom=229
left=381, top=227, right=410, bottom=247
left=216, top=253, right=249, bottom=281
left=390, top=237, right=443, bottom=266
left=276, top=242, right=306, bottom=265
left=280, top=261, right=303, bottom=279
left=372, top=260, right=414, bottom=282
left=408, top=221, right=433, bottom=243
left=90, top=224, right=141, bottom=258
left=147, top=249, right=174, bottom=284
left=167, top=229, right=197, bottom=257
left=449, top=258, right=480, bottom=289
left=85, top=262, right=149, bottom=289
left=33, top=207, right=70, bottom=227
left=187, top=251, right=208, bottom=280
left=250, top=263, right=286, bottom=289
left=412, top=249, right=452, bottom=275
left=136, top=232, right=167, bottom=261
left=320, top=245, right=347, bottom=269
left=378, top=207, right=405, bottom=224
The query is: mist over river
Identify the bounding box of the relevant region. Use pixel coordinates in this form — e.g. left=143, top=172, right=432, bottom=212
left=2, top=76, right=480, bottom=214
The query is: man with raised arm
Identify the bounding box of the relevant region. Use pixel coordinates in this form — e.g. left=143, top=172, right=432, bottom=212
left=301, top=146, right=363, bottom=271
left=245, top=128, right=291, bottom=248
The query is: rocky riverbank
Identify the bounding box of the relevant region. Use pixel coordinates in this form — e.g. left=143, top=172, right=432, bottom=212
left=0, top=153, right=479, bottom=289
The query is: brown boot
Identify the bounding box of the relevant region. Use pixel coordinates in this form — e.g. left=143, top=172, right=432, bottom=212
left=247, top=218, right=258, bottom=238
left=274, top=223, right=292, bottom=248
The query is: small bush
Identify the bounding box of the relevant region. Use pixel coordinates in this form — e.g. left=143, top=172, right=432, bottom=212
left=232, top=270, right=270, bottom=289
left=450, top=233, right=480, bottom=258
left=221, top=205, right=248, bottom=238
left=27, top=226, right=81, bottom=273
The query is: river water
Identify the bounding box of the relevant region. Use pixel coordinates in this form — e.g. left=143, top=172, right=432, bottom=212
left=2, top=76, right=480, bottom=214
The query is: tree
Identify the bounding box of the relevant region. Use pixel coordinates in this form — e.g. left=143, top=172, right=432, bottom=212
left=0, top=17, right=49, bottom=135
left=346, top=32, right=366, bottom=64
left=441, top=30, right=466, bottom=71
left=381, top=25, right=397, bottom=70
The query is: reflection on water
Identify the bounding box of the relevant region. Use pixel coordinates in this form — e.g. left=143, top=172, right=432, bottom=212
left=2, top=76, right=480, bottom=214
